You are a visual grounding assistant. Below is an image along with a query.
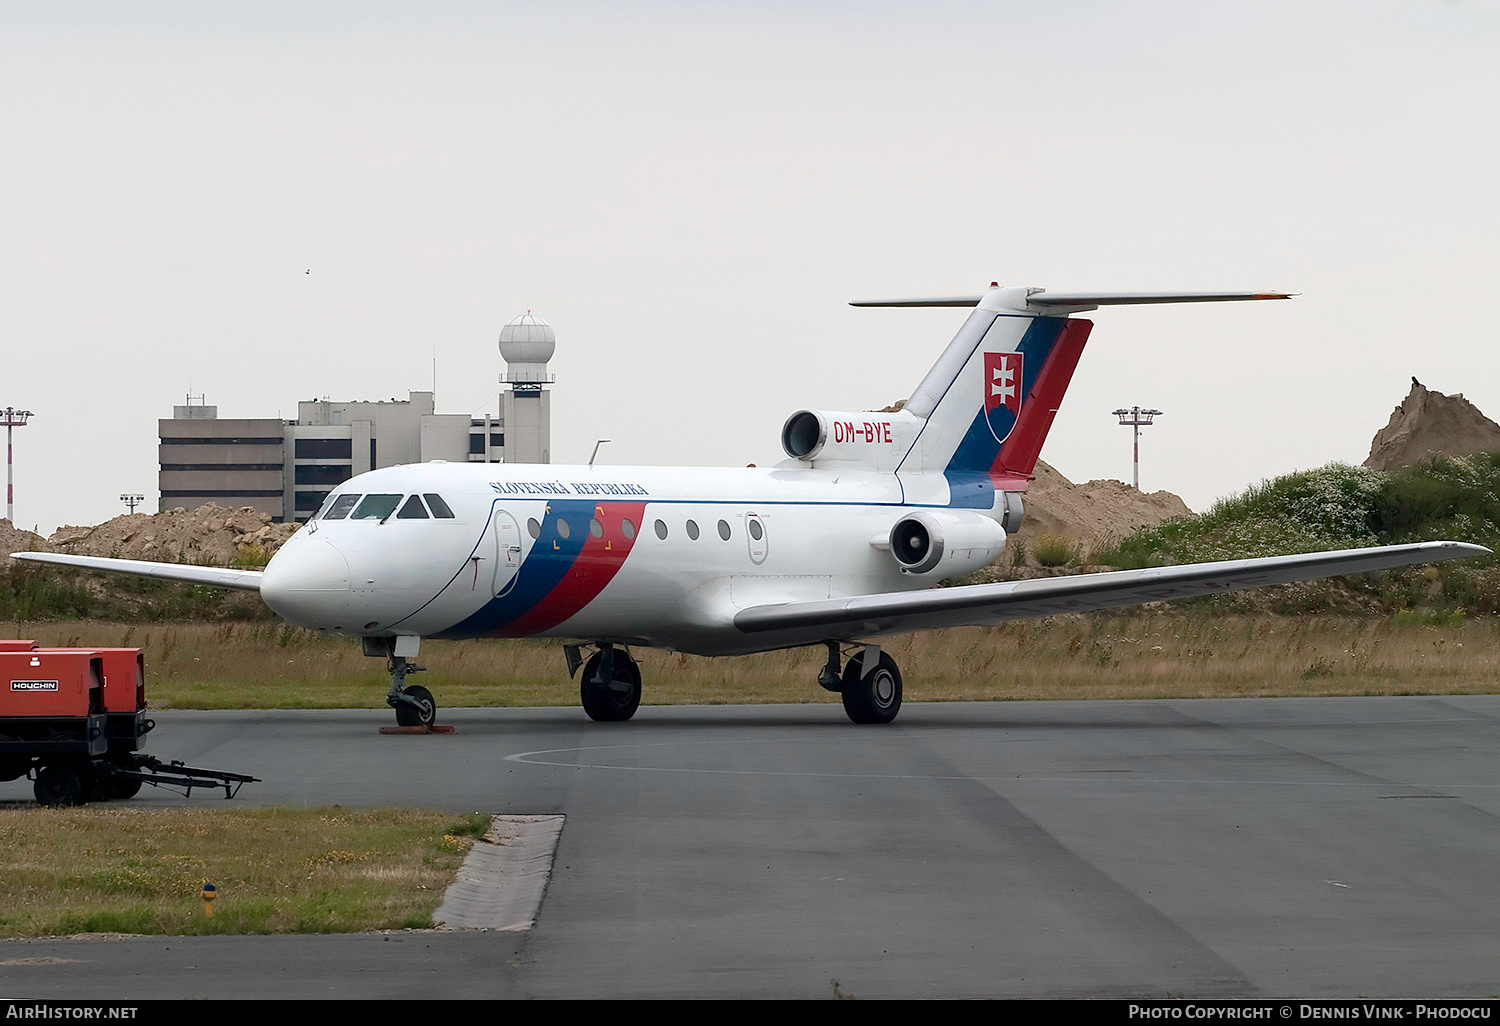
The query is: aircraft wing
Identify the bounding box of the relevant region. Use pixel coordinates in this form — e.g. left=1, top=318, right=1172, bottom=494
left=733, top=542, right=1489, bottom=643
left=9, top=552, right=264, bottom=592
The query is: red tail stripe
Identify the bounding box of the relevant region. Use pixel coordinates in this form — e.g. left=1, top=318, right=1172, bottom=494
left=993, top=319, right=1092, bottom=479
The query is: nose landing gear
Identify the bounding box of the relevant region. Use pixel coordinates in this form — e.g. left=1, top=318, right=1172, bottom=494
left=366, top=637, right=439, bottom=728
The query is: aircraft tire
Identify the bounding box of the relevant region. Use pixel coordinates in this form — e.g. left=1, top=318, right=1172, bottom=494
left=580, top=652, right=642, bottom=722
left=840, top=652, right=902, bottom=725
left=395, top=685, right=438, bottom=728
left=34, top=763, right=85, bottom=807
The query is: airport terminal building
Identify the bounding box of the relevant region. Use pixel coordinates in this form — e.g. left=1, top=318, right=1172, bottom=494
left=158, top=392, right=507, bottom=522
left=157, top=314, right=556, bottom=522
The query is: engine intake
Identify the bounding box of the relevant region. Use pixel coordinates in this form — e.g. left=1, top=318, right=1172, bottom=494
left=780, top=409, right=914, bottom=471
left=887, top=510, right=1007, bottom=577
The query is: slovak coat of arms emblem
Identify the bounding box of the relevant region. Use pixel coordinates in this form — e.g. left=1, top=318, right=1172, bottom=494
left=983, top=351, right=1023, bottom=444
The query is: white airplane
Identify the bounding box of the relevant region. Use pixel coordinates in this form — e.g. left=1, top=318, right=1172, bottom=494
left=15, top=285, right=1489, bottom=726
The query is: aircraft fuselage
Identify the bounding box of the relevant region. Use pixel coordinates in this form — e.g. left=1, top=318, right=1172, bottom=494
left=260, top=460, right=954, bottom=656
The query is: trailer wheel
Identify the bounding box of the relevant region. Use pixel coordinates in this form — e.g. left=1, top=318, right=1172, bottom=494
left=91, top=764, right=141, bottom=801
left=111, top=778, right=143, bottom=800
left=34, top=764, right=85, bottom=807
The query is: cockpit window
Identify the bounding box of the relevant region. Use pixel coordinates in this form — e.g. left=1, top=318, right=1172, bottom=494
left=396, top=495, right=429, bottom=520
left=351, top=494, right=403, bottom=520
left=308, top=494, right=335, bottom=522
left=322, top=494, right=360, bottom=521
left=423, top=493, right=455, bottom=519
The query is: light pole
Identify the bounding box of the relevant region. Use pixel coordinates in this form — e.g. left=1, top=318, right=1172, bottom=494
left=1111, top=406, right=1162, bottom=490
left=120, top=494, right=145, bottom=515
left=2, top=407, right=33, bottom=524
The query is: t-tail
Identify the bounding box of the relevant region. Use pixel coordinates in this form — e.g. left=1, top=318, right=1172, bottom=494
left=848, top=285, right=1293, bottom=508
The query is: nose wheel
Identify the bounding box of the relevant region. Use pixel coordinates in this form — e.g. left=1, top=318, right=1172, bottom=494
left=384, top=652, right=438, bottom=728
left=392, top=683, right=437, bottom=728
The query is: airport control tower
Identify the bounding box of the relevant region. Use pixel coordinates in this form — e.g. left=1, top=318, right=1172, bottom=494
left=499, top=313, right=555, bottom=464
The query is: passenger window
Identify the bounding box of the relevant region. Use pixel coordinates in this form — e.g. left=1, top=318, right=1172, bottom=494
left=396, top=495, right=429, bottom=519
left=527, top=518, right=541, bottom=539
left=423, top=493, right=455, bottom=519
left=717, top=519, right=731, bottom=540
left=622, top=518, right=636, bottom=539
left=557, top=518, right=571, bottom=540
left=323, top=494, right=360, bottom=520
left=686, top=519, right=700, bottom=540
left=589, top=518, right=603, bottom=539
left=351, top=494, right=402, bottom=520
left=654, top=519, right=668, bottom=540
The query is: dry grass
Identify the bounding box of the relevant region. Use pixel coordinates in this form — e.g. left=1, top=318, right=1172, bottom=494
left=0, top=807, right=492, bottom=937
left=7, top=615, right=1500, bottom=708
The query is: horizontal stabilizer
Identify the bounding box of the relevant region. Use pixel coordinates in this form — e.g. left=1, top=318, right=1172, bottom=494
left=1028, top=291, right=1294, bottom=308
left=734, top=542, right=1489, bottom=642
left=10, top=552, right=264, bottom=592
left=851, top=290, right=1293, bottom=310
left=850, top=296, right=988, bottom=308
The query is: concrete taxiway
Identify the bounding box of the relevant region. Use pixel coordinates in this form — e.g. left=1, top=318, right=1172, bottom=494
left=3, top=697, right=1500, bottom=999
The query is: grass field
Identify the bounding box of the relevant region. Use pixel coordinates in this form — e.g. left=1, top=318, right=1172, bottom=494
left=0, top=807, right=492, bottom=938
left=7, top=614, right=1500, bottom=709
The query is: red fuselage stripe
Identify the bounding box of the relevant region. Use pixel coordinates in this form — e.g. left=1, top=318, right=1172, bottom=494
left=499, top=501, right=648, bottom=636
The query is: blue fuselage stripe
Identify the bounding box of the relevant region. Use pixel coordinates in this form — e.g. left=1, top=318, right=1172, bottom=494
left=436, top=498, right=598, bottom=638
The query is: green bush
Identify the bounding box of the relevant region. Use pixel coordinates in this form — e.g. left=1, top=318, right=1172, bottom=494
left=0, top=561, right=274, bottom=624
left=1092, top=453, right=1500, bottom=615
left=1033, top=535, right=1078, bottom=568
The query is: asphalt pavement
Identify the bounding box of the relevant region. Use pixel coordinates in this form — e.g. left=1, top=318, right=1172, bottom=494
left=3, top=696, right=1500, bottom=998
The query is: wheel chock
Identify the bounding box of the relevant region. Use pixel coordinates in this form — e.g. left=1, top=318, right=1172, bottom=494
left=378, top=724, right=457, bottom=735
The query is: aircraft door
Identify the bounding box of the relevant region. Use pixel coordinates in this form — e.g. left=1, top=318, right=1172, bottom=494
left=491, top=509, right=522, bottom=597
left=745, top=512, right=768, bottom=565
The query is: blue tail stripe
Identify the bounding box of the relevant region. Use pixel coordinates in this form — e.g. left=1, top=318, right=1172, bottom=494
left=941, top=317, right=1067, bottom=508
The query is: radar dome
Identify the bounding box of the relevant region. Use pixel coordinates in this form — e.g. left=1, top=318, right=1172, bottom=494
left=499, top=313, right=556, bottom=366
left=499, top=312, right=556, bottom=386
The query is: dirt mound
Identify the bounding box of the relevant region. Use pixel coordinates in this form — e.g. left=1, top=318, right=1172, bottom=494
left=41, top=505, right=300, bottom=566
left=1365, top=382, right=1500, bottom=471
left=0, top=520, right=52, bottom=563
left=1014, top=460, right=1192, bottom=562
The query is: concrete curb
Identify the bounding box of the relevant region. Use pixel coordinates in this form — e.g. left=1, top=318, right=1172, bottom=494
left=432, top=814, right=565, bottom=932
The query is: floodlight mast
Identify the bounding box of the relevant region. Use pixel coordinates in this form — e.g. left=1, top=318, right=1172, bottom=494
left=120, top=494, right=145, bottom=515
left=2, top=407, right=33, bottom=524
left=1112, top=406, right=1162, bottom=490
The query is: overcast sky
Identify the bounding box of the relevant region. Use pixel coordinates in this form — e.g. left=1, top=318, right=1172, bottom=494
left=4, top=1, right=1498, bottom=535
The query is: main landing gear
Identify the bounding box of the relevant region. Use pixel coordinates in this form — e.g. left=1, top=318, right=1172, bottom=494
left=818, top=641, right=903, bottom=725
left=565, top=643, right=641, bottom=722
left=366, top=637, right=438, bottom=728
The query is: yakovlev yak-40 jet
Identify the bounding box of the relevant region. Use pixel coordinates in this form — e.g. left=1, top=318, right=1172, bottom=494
left=16, top=285, right=1490, bottom=725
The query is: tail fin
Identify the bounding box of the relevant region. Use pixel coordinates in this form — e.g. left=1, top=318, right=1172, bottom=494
left=859, top=285, right=1290, bottom=508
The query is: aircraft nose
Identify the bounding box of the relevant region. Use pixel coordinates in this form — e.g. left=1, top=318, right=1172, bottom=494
left=261, top=538, right=351, bottom=627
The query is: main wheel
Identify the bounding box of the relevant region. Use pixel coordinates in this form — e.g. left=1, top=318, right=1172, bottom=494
left=395, top=684, right=437, bottom=727
left=34, top=764, right=85, bottom=807
left=840, top=651, right=903, bottom=725
left=580, top=651, right=642, bottom=722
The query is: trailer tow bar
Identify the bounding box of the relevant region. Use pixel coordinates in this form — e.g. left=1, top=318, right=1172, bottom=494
left=109, top=754, right=259, bottom=799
